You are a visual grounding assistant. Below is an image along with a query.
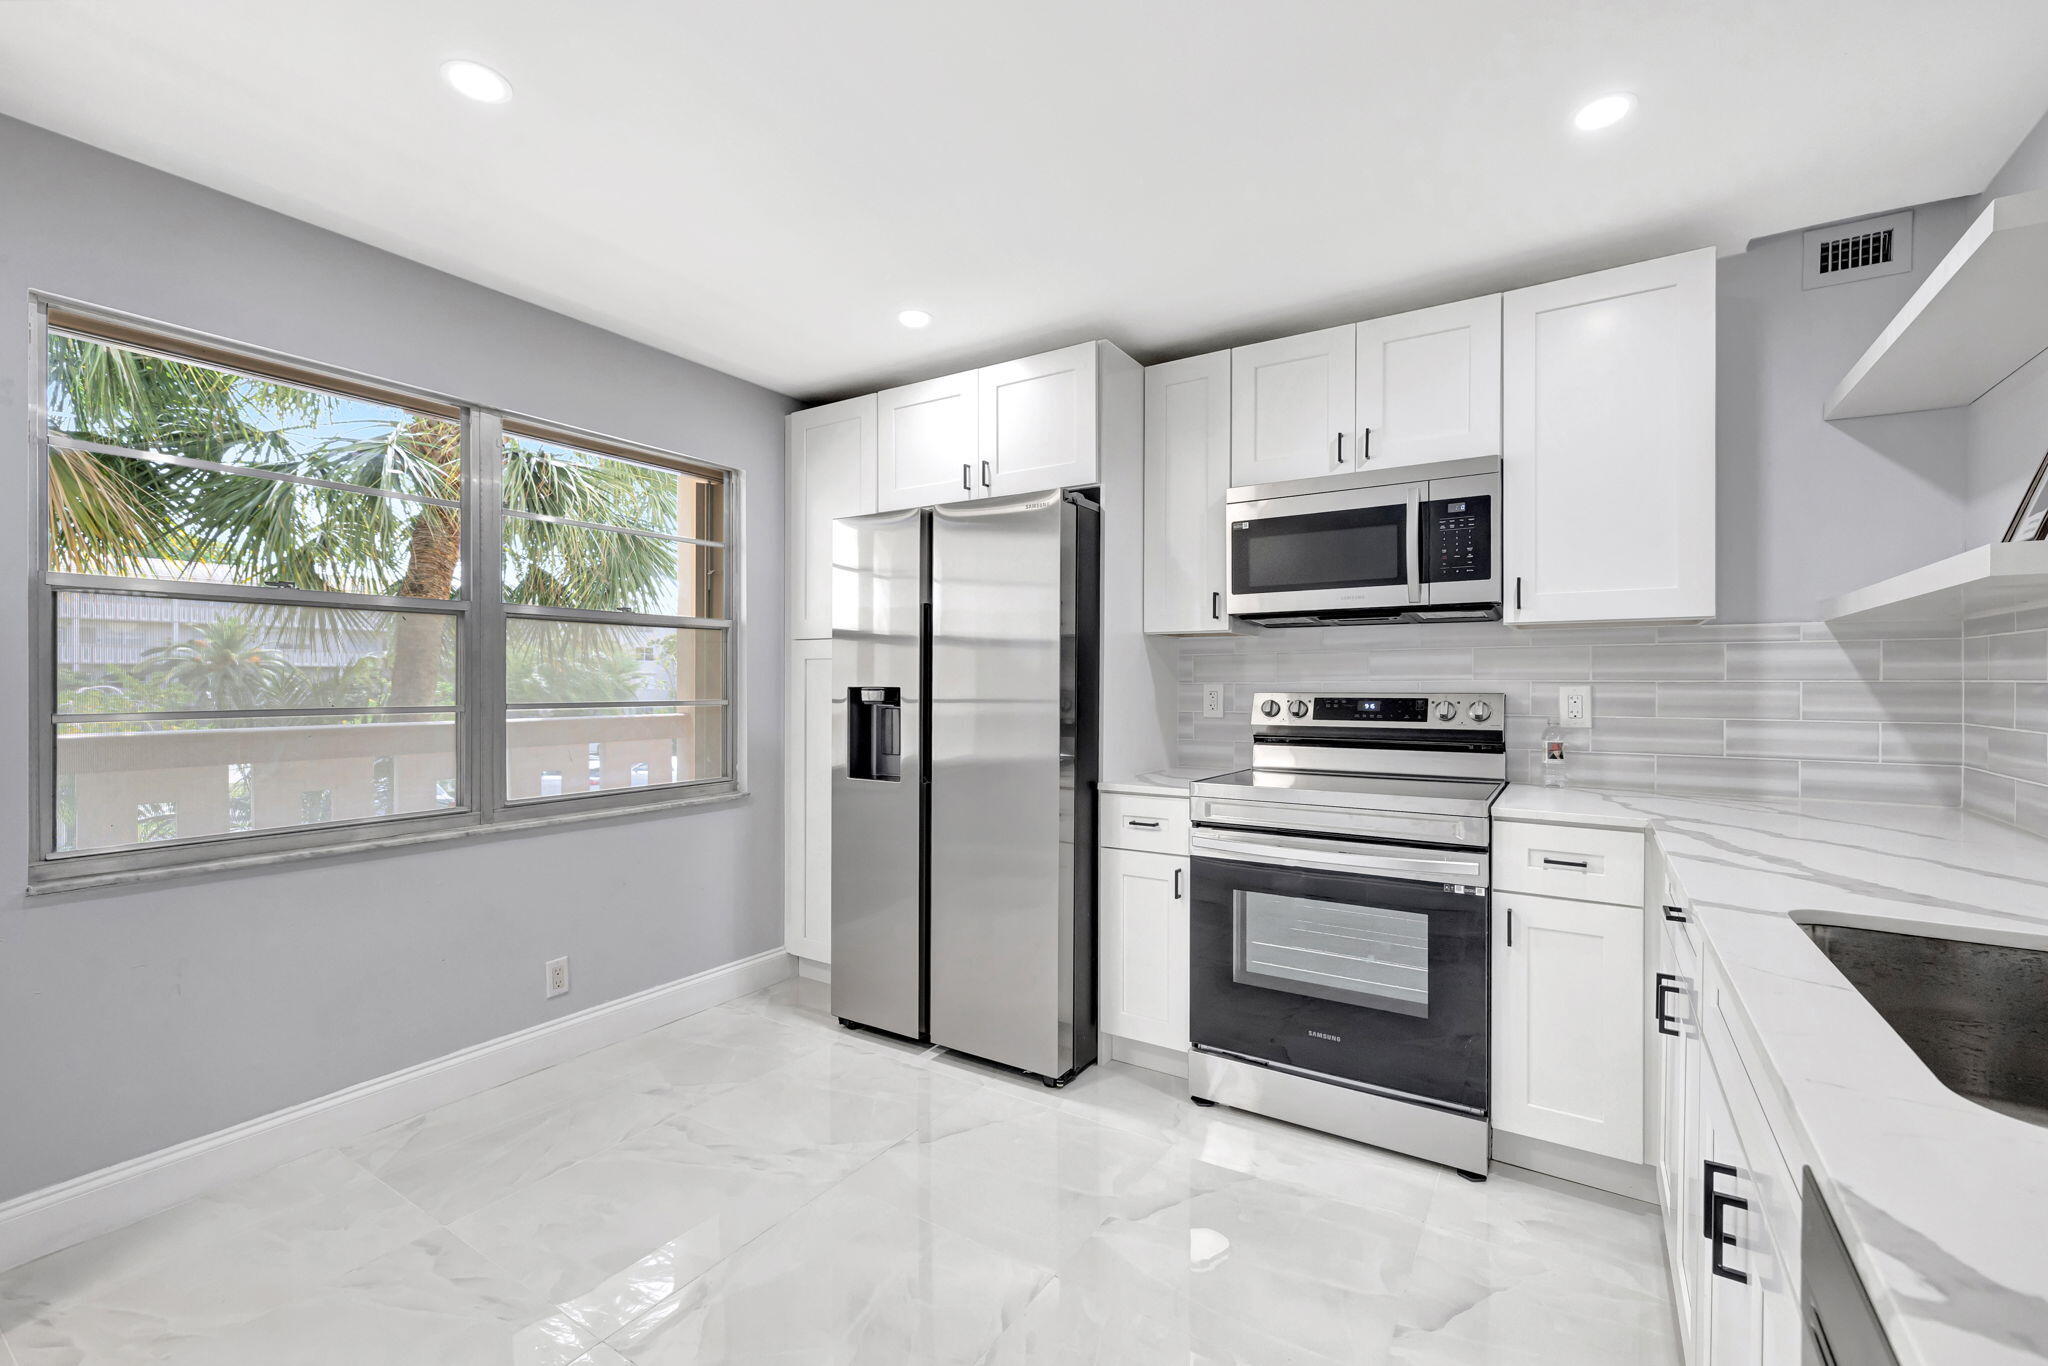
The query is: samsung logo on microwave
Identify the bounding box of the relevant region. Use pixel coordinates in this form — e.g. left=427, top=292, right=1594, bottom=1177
left=1307, top=1029, right=1343, bottom=1043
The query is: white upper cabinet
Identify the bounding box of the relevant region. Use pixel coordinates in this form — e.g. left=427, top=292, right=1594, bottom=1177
left=1230, top=324, right=1357, bottom=486
left=1143, top=350, right=1232, bottom=634
left=877, top=369, right=980, bottom=512
left=1355, top=294, right=1502, bottom=467
left=785, top=395, right=878, bottom=640
left=980, top=342, right=1100, bottom=498
left=1504, top=248, right=1717, bottom=624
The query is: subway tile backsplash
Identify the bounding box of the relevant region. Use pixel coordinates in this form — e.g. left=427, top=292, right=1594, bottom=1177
left=1173, top=620, right=1966, bottom=805
left=1963, top=608, right=2048, bottom=838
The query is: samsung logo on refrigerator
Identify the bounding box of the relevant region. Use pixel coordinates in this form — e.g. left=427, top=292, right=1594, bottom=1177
left=1307, top=1029, right=1343, bottom=1043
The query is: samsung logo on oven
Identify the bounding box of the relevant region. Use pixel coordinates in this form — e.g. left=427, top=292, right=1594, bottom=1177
left=1307, top=1029, right=1343, bottom=1043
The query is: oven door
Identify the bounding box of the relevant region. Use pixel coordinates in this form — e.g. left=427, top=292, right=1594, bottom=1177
left=1226, top=482, right=1421, bottom=617
left=1189, top=829, right=1489, bottom=1115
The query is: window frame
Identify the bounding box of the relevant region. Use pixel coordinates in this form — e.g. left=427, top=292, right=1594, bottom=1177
left=27, top=295, right=744, bottom=893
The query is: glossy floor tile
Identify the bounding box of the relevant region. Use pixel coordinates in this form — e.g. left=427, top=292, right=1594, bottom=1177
left=0, top=977, right=1681, bottom=1364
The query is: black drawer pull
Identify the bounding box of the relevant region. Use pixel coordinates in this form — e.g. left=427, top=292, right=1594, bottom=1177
left=1704, top=1161, right=1749, bottom=1284
left=1126, top=818, right=1161, bottom=829
left=1541, top=856, right=1589, bottom=870
left=1654, top=973, right=1680, bottom=1036
left=1663, top=904, right=1688, bottom=922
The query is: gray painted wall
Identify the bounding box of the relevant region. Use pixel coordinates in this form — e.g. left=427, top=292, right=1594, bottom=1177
left=1967, top=103, right=2048, bottom=542
left=1716, top=198, right=1974, bottom=622
left=0, top=116, right=795, bottom=1201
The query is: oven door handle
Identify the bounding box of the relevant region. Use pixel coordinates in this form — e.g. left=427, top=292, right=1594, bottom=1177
left=1405, top=483, right=1423, bottom=606
left=1191, top=829, right=1487, bottom=886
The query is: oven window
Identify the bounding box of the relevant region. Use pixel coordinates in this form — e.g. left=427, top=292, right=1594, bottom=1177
left=1235, top=890, right=1430, bottom=1018
left=1232, top=504, right=1406, bottom=595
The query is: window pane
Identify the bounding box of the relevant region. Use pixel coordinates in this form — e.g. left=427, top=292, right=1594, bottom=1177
left=502, top=522, right=724, bottom=618
left=47, top=333, right=458, bottom=497
left=57, top=593, right=459, bottom=713
left=49, top=451, right=461, bottom=598
left=504, top=706, right=725, bottom=800
left=55, top=712, right=457, bottom=854
left=504, top=618, right=724, bottom=704
left=501, top=432, right=721, bottom=542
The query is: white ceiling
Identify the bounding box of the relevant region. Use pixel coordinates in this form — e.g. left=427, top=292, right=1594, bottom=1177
left=3, top=1, right=2046, bottom=402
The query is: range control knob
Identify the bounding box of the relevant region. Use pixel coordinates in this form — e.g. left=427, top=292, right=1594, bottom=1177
left=1287, top=699, right=1311, bottom=718
left=1467, top=700, right=1494, bottom=724
left=1435, top=700, right=1458, bottom=722
left=1259, top=699, right=1282, bottom=717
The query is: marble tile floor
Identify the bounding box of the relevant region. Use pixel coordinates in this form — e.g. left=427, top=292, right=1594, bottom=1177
left=0, top=978, right=1682, bottom=1365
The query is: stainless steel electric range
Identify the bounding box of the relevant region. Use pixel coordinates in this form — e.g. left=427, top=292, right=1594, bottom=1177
left=1186, top=691, right=1506, bottom=1179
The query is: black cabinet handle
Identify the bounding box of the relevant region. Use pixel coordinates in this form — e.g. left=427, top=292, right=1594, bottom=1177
left=1664, top=904, right=1689, bottom=923
left=1654, top=973, right=1680, bottom=1036
left=1505, top=907, right=1514, bottom=947
left=1173, top=868, right=1184, bottom=900
left=1126, top=818, right=1161, bottom=829
left=1704, top=1161, right=1749, bottom=1284
left=1361, top=426, right=1372, bottom=461
left=981, top=460, right=991, bottom=488
left=1335, top=432, right=1346, bottom=464
left=1212, top=591, right=1222, bottom=620
left=1541, top=856, right=1589, bottom=870
left=1515, top=576, right=1523, bottom=611
left=961, top=463, right=972, bottom=492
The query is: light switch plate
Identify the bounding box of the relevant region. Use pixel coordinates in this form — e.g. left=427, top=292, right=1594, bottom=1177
left=1202, top=684, right=1226, bottom=719
left=1558, top=686, right=1590, bottom=725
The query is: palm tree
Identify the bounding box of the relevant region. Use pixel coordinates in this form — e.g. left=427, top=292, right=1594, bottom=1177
left=138, top=618, right=300, bottom=711
left=46, top=334, right=679, bottom=709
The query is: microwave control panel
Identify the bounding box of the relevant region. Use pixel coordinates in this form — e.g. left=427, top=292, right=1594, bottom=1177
left=1425, top=495, right=1492, bottom=583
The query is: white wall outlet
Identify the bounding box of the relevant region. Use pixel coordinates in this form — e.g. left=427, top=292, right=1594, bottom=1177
left=545, top=956, right=570, bottom=998
left=1558, top=686, right=1590, bottom=726
left=1201, top=684, right=1226, bottom=719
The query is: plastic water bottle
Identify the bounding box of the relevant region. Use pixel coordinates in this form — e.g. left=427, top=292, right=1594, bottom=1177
left=1541, top=723, right=1570, bottom=787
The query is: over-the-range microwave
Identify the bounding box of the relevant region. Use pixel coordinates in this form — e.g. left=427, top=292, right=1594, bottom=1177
left=1225, top=457, right=1501, bottom=627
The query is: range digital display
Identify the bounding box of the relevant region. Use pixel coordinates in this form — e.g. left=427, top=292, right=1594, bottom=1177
left=1312, top=697, right=1429, bottom=723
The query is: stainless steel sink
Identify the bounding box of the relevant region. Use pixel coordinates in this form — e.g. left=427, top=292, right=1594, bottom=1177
left=1800, top=921, right=2048, bottom=1128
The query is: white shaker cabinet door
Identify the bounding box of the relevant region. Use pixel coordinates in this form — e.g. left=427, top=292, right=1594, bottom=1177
left=1355, top=294, right=1502, bottom=468
left=1098, top=847, right=1190, bottom=1052
left=1143, top=350, right=1232, bottom=634
left=782, top=640, right=835, bottom=963
left=1230, top=324, right=1357, bottom=486
left=1491, top=890, right=1647, bottom=1162
left=979, top=342, right=1099, bottom=498
left=1503, top=248, right=1716, bottom=624
left=877, top=370, right=980, bottom=512
left=785, top=395, right=878, bottom=640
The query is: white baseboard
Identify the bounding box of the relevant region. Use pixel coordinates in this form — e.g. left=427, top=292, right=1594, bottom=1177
left=0, top=948, right=794, bottom=1275
left=1105, top=1035, right=1188, bottom=1079
left=794, top=956, right=830, bottom=983
left=1491, top=1130, right=1658, bottom=1204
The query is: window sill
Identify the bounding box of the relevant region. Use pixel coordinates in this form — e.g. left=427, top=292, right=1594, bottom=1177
left=25, top=784, right=748, bottom=897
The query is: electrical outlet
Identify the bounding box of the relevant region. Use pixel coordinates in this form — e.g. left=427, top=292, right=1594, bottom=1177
left=1201, top=684, right=1226, bottom=719
left=545, top=957, right=569, bottom=998
left=1559, top=686, right=1590, bottom=726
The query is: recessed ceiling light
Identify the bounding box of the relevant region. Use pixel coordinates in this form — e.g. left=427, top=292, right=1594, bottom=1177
left=442, top=59, right=512, bottom=104
left=897, top=309, right=933, bottom=329
left=1573, top=92, right=1635, bottom=132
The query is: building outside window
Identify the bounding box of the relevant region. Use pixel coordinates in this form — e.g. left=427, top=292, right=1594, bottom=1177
left=32, top=301, right=739, bottom=886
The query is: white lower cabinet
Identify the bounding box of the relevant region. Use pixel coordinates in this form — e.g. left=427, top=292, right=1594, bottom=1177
left=1491, top=889, right=1646, bottom=1162
left=782, top=640, right=834, bottom=963
left=1097, top=846, right=1190, bottom=1052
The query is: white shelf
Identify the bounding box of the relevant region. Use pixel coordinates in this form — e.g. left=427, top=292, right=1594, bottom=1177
left=1825, top=187, right=2048, bottom=420
left=1822, top=542, right=2048, bottom=625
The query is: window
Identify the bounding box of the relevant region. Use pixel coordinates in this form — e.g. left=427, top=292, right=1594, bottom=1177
left=32, top=301, right=739, bottom=885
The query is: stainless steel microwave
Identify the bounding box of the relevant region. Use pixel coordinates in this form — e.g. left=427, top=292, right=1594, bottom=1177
left=1225, top=457, right=1502, bottom=626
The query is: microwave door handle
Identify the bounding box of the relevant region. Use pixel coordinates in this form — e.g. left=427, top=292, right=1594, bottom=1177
left=1405, top=484, right=1423, bottom=605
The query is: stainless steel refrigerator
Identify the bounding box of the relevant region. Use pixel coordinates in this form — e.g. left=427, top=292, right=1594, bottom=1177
left=829, top=490, right=1100, bottom=1086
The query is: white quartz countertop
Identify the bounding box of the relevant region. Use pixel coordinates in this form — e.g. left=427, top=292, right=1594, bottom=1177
left=1497, top=783, right=2048, bottom=1366
left=1099, top=768, right=1215, bottom=797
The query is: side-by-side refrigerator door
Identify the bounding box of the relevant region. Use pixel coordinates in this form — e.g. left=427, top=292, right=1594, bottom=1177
left=830, top=508, right=927, bottom=1040
left=929, top=492, right=1095, bottom=1079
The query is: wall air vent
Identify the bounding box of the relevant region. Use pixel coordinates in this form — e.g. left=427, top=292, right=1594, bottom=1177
left=1802, top=210, right=1913, bottom=289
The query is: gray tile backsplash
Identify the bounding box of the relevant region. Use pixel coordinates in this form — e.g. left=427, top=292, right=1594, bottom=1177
left=1964, top=614, right=2048, bottom=838
left=1172, top=620, right=1965, bottom=806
